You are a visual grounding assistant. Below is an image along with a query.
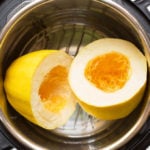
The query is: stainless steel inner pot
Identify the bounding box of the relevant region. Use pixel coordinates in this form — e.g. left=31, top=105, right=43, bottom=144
left=0, top=0, right=150, bottom=150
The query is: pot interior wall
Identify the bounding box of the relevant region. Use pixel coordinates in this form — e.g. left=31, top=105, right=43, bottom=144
left=0, top=0, right=149, bottom=149
left=1, top=0, right=142, bottom=75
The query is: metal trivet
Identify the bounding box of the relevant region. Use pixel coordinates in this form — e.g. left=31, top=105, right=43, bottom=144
left=21, top=22, right=116, bottom=138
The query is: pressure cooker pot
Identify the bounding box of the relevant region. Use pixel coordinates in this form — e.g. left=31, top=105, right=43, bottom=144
left=0, top=0, right=150, bottom=149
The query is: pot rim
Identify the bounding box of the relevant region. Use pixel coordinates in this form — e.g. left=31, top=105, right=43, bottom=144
left=0, top=0, right=150, bottom=149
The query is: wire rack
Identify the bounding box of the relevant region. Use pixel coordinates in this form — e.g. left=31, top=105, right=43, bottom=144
left=21, top=22, right=115, bottom=138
